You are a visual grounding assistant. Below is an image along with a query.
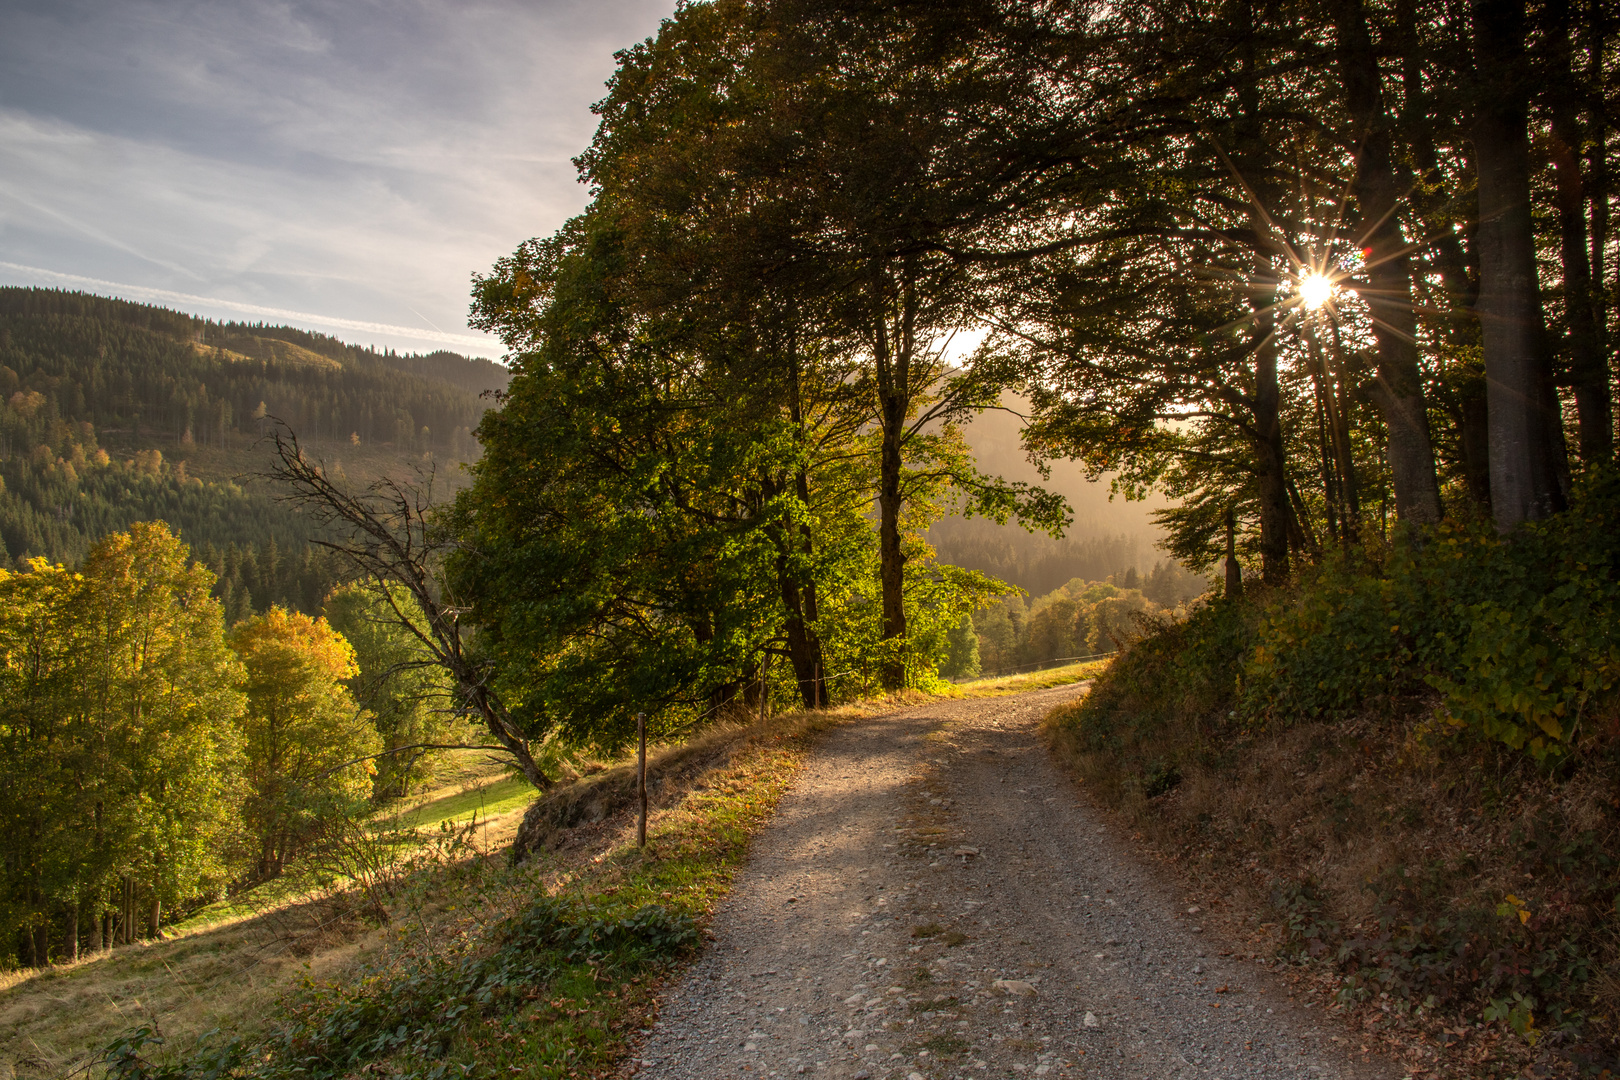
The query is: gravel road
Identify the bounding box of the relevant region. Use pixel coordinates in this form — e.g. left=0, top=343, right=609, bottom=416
left=630, top=684, right=1394, bottom=1080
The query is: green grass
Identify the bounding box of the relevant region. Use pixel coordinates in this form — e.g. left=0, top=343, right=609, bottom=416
left=168, top=872, right=307, bottom=935
left=948, top=658, right=1111, bottom=697
left=386, top=773, right=533, bottom=830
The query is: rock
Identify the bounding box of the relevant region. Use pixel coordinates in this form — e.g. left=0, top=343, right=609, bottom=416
left=853, top=1072, right=871, bottom=1080
left=845, top=993, right=865, bottom=1005
left=954, top=846, right=980, bottom=856
left=744, top=1042, right=758, bottom=1051
left=992, top=979, right=1038, bottom=997
left=864, top=1043, right=880, bottom=1051
left=1186, top=905, right=1201, bottom=914
left=1083, top=1012, right=1100, bottom=1027
left=909, top=1074, right=926, bottom=1080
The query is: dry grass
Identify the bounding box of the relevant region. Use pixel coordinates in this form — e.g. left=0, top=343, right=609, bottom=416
left=0, top=767, right=533, bottom=1079
left=0, top=893, right=379, bottom=1078
left=1043, top=696, right=1620, bottom=1078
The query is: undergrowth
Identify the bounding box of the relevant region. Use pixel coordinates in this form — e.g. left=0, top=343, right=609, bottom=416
left=1046, top=473, right=1620, bottom=1078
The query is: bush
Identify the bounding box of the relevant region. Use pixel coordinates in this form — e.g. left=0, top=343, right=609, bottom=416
left=1244, top=470, right=1620, bottom=759
left=1058, top=594, right=1258, bottom=760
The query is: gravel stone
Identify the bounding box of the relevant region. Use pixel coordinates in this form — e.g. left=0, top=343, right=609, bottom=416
left=627, top=685, right=1394, bottom=1079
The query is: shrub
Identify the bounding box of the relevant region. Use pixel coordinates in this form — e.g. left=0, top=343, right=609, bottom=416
left=1059, top=595, right=1258, bottom=759
left=1245, top=470, right=1620, bottom=759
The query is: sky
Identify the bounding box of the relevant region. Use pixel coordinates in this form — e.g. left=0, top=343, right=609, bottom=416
left=0, top=0, right=678, bottom=358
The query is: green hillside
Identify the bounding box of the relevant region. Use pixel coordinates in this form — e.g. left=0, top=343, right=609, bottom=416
left=0, top=288, right=506, bottom=616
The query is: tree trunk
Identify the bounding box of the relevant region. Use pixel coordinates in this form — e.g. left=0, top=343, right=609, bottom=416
left=1310, top=378, right=1342, bottom=547
left=1252, top=323, right=1291, bottom=584
left=148, top=892, right=161, bottom=941
left=1546, top=0, right=1611, bottom=460
left=1459, top=380, right=1494, bottom=507
left=1325, top=333, right=1364, bottom=540
left=1332, top=0, right=1445, bottom=522
left=780, top=338, right=828, bottom=709
left=877, top=418, right=906, bottom=686
left=65, top=898, right=79, bottom=962
left=1286, top=476, right=1321, bottom=559
left=776, top=552, right=826, bottom=709
left=1471, top=0, right=1569, bottom=528
left=1233, top=21, right=1293, bottom=582
left=1312, top=323, right=1364, bottom=542
left=1224, top=506, right=1243, bottom=599
left=871, top=263, right=913, bottom=690
left=1589, top=0, right=1607, bottom=380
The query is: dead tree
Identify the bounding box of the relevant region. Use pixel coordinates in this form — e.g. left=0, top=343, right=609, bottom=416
left=263, top=423, right=552, bottom=790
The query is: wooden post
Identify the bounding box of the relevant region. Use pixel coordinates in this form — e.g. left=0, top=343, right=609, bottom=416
left=636, top=712, right=648, bottom=848
left=758, top=653, right=770, bottom=724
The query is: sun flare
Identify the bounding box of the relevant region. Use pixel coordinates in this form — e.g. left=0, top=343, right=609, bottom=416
left=1297, top=271, right=1334, bottom=310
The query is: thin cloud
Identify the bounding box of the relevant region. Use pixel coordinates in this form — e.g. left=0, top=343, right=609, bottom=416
left=0, top=175, right=201, bottom=280
left=0, top=0, right=675, bottom=357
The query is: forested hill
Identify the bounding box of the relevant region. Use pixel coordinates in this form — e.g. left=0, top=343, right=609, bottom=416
left=0, top=288, right=507, bottom=452
left=0, top=288, right=506, bottom=617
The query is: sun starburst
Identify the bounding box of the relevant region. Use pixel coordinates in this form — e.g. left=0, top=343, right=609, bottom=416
left=1297, top=271, right=1334, bottom=310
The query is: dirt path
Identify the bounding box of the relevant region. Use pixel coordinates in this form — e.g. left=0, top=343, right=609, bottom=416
left=631, top=685, right=1394, bottom=1080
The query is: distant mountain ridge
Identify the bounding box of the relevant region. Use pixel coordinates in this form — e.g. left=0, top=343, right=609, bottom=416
left=0, top=288, right=507, bottom=454
left=0, top=287, right=504, bottom=616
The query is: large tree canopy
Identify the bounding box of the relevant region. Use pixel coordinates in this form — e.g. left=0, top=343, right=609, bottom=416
left=447, top=0, right=1617, bottom=754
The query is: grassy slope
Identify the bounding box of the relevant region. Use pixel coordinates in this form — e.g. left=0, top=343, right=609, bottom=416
left=0, top=663, right=1100, bottom=1079
left=0, top=762, right=534, bottom=1078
